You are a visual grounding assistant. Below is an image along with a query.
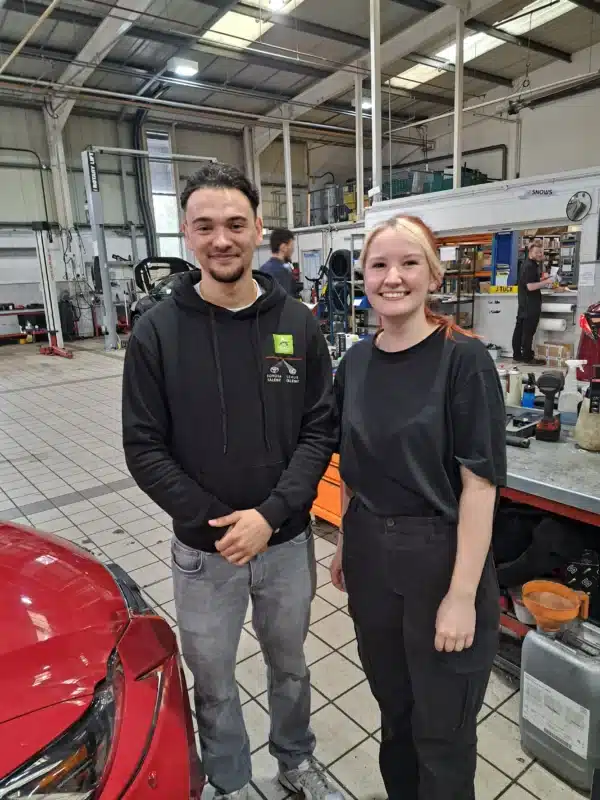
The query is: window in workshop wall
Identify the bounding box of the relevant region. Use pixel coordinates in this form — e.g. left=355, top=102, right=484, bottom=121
left=146, top=130, right=184, bottom=258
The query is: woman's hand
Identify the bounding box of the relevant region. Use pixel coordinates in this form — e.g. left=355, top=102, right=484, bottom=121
left=330, top=535, right=345, bottom=592
left=435, top=590, right=476, bottom=652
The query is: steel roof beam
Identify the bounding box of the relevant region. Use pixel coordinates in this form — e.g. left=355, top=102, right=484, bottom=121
left=194, top=0, right=370, bottom=48
left=405, top=52, right=512, bottom=86
left=568, top=0, right=600, bottom=14
left=47, top=0, right=156, bottom=131
left=3, top=0, right=184, bottom=46
left=390, top=0, right=572, bottom=62
left=189, top=41, right=330, bottom=77
left=0, top=37, right=424, bottom=125
left=466, top=20, right=572, bottom=62
left=252, top=0, right=504, bottom=154
left=134, top=0, right=241, bottom=100
left=194, top=0, right=518, bottom=86
left=3, top=0, right=333, bottom=78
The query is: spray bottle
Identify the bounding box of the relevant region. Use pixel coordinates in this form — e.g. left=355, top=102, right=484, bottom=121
left=497, top=365, right=508, bottom=400
left=558, top=359, right=587, bottom=415
left=507, top=367, right=522, bottom=406
left=522, top=373, right=536, bottom=408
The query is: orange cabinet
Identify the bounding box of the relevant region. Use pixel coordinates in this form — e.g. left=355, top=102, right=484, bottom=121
left=312, top=455, right=341, bottom=528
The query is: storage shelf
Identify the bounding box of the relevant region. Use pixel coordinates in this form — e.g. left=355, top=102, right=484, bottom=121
left=0, top=330, right=48, bottom=340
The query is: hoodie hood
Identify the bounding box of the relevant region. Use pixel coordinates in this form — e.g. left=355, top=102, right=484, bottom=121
left=172, top=269, right=286, bottom=317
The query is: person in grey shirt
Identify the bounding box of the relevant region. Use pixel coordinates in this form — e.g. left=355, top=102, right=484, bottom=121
left=261, top=228, right=295, bottom=295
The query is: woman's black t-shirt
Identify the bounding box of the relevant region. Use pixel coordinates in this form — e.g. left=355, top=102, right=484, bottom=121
left=334, top=327, right=507, bottom=519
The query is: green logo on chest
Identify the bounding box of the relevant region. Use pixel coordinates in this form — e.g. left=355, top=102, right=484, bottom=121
left=273, top=334, right=294, bottom=356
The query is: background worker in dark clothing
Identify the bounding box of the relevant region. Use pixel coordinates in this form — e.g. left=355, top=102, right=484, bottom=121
left=512, top=241, right=554, bottom=364
left=261, top=228, right=295, bottom=295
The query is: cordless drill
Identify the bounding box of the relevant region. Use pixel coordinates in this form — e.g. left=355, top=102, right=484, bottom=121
left=535, top=371, right=565, bottom=442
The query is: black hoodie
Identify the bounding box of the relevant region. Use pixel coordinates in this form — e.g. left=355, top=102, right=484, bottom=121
left=122, top=271, right=336, bottom=552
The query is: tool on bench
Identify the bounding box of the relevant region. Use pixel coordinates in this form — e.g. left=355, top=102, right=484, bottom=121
left=507, top=410, right=540, bottom=439
left=535, top=371, right=565, bottom=442
left=506, top=433, right=531, bottom=448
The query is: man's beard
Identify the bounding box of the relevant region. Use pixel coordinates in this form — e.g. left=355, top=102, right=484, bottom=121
left=205, top=263, right=246, bottom=284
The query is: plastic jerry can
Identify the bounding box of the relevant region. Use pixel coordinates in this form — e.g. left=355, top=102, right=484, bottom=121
left=520, top=621, right=600, bottom=793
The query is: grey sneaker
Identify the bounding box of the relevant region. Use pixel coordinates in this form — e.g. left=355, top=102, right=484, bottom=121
left=279, top=758, right=345, bottom=800
left=215, top=786, right=250, bottom=800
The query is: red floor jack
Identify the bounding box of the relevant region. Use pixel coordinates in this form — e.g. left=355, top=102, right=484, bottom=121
left=33, top=222, right=73, bottom=359
left=39, top=331, right=73, bottom=359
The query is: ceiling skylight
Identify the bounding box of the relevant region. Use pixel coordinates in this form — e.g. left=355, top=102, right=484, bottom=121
left=202, top=0, right=305, bottom=50
left=389, top=0, right=576, bottom=91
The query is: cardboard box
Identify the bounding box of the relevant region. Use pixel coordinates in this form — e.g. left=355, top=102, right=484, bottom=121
left=450, top=312, right=471, bottom=327
left=535, top=341, right=574, bottom=368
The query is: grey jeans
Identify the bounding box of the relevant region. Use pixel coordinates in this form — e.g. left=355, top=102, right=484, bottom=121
left=172, top=528, right=317, bottom=793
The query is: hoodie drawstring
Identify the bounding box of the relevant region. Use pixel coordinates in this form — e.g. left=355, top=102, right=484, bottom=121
left=209, top=309, right=228, bottom=455
left=209, top=307, right=271, bottom=456
left=253, top=311, right=271, bottom=453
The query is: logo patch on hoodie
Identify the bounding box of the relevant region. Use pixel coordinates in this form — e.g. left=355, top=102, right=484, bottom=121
left=273, top=334, right=294, bottom=356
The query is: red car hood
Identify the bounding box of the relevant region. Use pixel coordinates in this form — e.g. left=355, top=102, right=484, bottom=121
left=0, top=523, right=130, bottom=725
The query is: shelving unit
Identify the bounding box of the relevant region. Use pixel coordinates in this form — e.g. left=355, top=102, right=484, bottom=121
left=519, top=230, right=581, bottom=285
left=0, top=308, right=47, bottom=342
left=434, top=244, right=478, bottom=329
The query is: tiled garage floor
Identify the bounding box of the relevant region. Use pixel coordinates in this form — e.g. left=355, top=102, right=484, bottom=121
left=0, top=342, right=585, bottom=799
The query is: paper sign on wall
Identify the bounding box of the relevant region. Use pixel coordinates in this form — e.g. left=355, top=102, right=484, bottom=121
left=579, top=262, right=597, bottom=288
left=440, top=246, right=457, bottom=262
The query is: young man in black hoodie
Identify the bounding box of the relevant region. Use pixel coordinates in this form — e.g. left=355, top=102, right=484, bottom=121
left=122, top=163, right=341, bottom=800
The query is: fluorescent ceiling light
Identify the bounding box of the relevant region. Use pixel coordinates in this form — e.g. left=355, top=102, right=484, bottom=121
left=351, top=92, right=372, bottom=110
left=168, top=57, right=199, bottom=77
left=202, top=0, right=306, bottom=50
left=389, top=0, right=576, bottom=91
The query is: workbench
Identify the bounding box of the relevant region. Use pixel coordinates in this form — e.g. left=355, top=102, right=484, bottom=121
left=312, top=435, right=600, bottom=649
left=313, top=434, right=600, bottom=530
left=503, top=434, right=600, bottom=526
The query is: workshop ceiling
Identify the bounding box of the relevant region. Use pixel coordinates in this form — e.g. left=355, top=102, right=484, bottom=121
left=0, top=0, right=599, bottom=141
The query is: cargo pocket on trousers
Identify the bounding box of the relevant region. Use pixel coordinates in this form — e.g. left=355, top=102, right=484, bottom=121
left=415, top=669, right=487, bottom=740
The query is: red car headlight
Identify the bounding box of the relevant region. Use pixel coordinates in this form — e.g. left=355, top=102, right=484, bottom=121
left=0, top=656, right=125, bottom=799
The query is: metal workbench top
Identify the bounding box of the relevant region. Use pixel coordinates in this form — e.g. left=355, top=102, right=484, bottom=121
left=507, top=433, right=600, bottom=515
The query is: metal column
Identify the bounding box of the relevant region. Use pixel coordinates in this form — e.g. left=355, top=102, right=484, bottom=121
left=370, top=0, right=383, bottom=200
left=282, top=119, right=294, bottom=229
left=243, top=126, right=254, bottom=183
left=130, top=222, right=139, bottom=264
left=82, top=149, right=119, bottom=350
left=453, top=8, right=465, bottom=190
left=355, top=75, right=365, bottom=220
left=32, top=221, right=68, bottom=355
left=251, top=128, right=263, bottom=213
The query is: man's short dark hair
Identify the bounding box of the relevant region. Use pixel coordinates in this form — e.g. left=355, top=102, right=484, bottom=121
left=181, top=162, right=260, bottom=214
left=270, top=228, right=294, bottom=253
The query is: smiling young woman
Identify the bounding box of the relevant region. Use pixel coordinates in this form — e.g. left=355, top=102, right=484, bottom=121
left=330, top=215, right=507, bottom=800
